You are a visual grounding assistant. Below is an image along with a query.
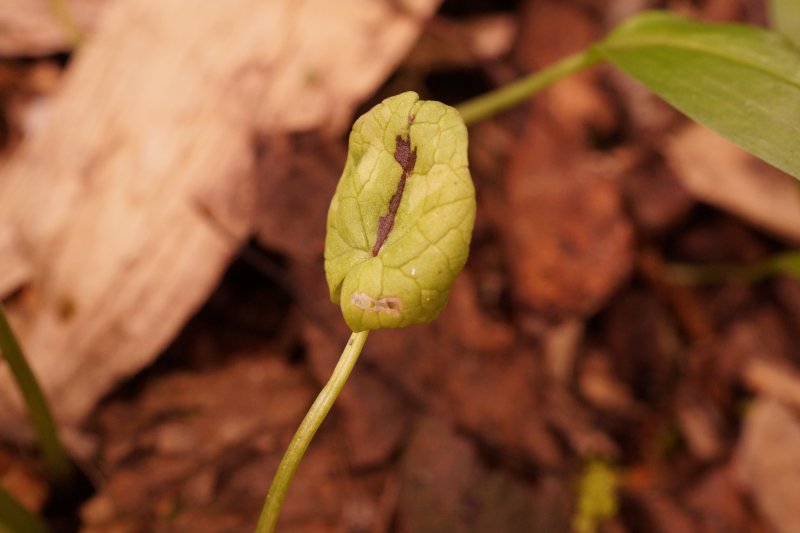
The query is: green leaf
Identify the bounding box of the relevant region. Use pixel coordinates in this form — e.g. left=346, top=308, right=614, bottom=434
left=325, top=92, right=476, bottom=332
left=768, top=0, right=800, bottom=43
left=594, top=10, right=800, bottom=181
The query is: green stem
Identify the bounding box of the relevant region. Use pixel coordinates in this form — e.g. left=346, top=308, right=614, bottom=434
left=456, top=48, right=604, bottom=126
left=0, top=305, right=72, bottom=484
left=664, top=252, right=800, bottom=285
left=664, top=262, right=765, bottom=284
left=0, top=486, right=50, bottom=533
left=255, top=330, right=370, bottom=533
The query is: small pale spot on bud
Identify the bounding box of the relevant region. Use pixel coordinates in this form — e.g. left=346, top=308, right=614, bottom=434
left=351, top=292, right=402, bottom=316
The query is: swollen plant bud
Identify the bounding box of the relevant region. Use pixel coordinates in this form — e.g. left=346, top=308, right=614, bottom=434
left=324, top=92, right=475, bottom=331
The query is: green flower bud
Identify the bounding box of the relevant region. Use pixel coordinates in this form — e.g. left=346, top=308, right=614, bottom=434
left=324, top=91, right=476, bottom=332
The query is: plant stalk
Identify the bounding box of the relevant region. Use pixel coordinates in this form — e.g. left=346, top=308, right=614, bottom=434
left=456, top=48, right=603, bottom=126
left=664, top=252, right=800, bottom=285
left=255, top=330, right=370, bottom=533
left=0, top=305, right=72, bottom=484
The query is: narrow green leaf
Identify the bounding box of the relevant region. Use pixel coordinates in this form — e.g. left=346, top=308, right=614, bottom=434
left=325, top=92, right=475, bottom=332
left=0, top=305, right=72, bottom=484
left=768, top=0, right=800, bottom=43
left=0, top=486, right=50, bottom=533
left=595, top=11, right=800, bottom=181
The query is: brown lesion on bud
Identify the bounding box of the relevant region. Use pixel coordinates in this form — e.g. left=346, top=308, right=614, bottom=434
left=371, top=127, right=417, bottom=256
left=351, top=292, right=402, bottom=316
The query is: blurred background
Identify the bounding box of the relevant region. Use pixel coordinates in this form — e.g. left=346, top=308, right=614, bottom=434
left=2, top=0, right=799, bottom=531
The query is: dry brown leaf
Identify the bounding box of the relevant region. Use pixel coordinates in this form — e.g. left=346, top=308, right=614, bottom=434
left=514, top=0, right=616, bottom=139
left=741, top=358, right=800, bottom=419
left=625, top=490, right=697, bottom=533
left=254, top=134, right=345, bottom=263
left=502, top=10, right=632, bottom=318
left=621, top=157, right=693, bottom=234
left=406, top=14, right=517, bottom=71
left=674, top=386, right=724, bottom=462
left=734, top=398, right=800, bottom=533
left=543, top=386, right=619, bottom=459
left=515, top=0, right=598, bottom=69
left=0, top=445, right=49, bottom=513
left=665, top=124, right=800, bottom=244
left=684, top=466, right=755, bottom=533
left=503, top=110, right=634, bottom=317
left=443, top=346, right=565, bottom=467
left=0, top=0, right=440, bottom=446
left=80, top=353, right=379, bottom=532
left=397, top=418, right=573, bottom=533
left=578, top=350, right=645, bottom=418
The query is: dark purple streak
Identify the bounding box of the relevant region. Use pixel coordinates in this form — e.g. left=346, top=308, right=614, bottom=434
left=371, top=134, right=417, bottom=256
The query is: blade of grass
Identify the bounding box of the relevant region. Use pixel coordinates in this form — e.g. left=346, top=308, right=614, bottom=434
left=0, top=485, right=50, bottom=533
left=0, top=305, right=72, bottom=484
left=664, top=251, right=800, bottom=284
